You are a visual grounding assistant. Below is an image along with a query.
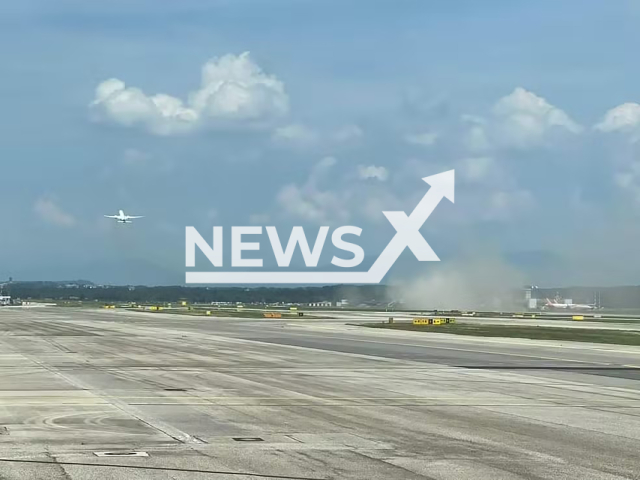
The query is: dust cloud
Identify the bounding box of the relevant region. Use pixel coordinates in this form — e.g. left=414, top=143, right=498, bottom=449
left=391, top=254, right=526, bottom=311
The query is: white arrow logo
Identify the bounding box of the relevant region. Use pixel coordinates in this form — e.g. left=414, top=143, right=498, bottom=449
left=186, top=170, right=454, bottom=284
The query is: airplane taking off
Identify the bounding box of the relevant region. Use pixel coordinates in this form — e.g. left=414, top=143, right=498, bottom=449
left=104, top=210, right=143, bottom=224
left=544, top=298, right=598, bottom=310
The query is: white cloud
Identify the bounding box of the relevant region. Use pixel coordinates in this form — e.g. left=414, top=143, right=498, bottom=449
left=485, top=189, right=534, bottom=220
left=274, top=158, right=405, bottom=226
left=458, top=157, right=497, bottom=183
left=271, top=124, right=318, bottom=148
left=464, top=125, right=491, bottom=152
left=34, top=196, right=76, bottom=227
left=357, top=165, right=388, bottom=181
left=594, top=104, right=640, bottom=201
left=489, top=87, right=582, bottom=148
left=272, top=124, right=363, bottom=150
left=399, top=156, right=530, bottom=225
left=595, top=103, right=640, bottom=134
left=277, top=185, right=348, bottom=225
left=90, top=52, right=289, bottom=135
left=404, top=131, right=439, bottom=147
left=613, top=160, right=640, bottom=205
left=310, top=156, right=338, bottom=177
left=332, top=124, right=363, bottom=142
left=276, top=157, right=349, bottom=224
left=358, top=189, right=404, bottom=224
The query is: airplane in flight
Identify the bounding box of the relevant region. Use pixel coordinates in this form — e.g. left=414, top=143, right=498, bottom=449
left=104, top=210, right=144, bottom=224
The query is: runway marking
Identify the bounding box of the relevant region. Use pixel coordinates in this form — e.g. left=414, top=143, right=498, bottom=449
left=291, top=323, right=640, bottom=356
left=381, top=327, right=640, bottom=355
left=249, top=329, right=615, bottom=366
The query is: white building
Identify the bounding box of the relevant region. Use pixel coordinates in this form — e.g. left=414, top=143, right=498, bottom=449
left=308, top=301, right=332, bottom=307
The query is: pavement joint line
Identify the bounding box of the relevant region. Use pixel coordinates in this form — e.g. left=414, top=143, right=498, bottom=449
left=121, top=404, right=640, bottom=408
left=4, top=396, right=628, bottom=401
left=0, top=342, right=204, bottom=446
left=474, top=402, right=640, bottom=444
left=0, top=458, right=329, bottom=480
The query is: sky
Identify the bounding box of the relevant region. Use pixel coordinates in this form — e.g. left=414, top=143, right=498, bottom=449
left=2, top=0, right=640, bottom=287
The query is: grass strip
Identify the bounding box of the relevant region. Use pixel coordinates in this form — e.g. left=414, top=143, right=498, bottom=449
left=360, top=323, right=640, bottom=345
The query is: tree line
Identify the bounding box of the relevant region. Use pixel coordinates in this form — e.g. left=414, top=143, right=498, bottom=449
left=3, top=282, right=392, bottom=305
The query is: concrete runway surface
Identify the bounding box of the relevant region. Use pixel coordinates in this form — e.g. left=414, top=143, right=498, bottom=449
left=1, top=308, right=640, bottom=479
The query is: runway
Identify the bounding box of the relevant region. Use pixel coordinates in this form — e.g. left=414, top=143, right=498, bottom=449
left=1, top=308, right=640, bottom=479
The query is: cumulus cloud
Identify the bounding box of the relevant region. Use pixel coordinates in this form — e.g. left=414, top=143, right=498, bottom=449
left=272, top=124, right=364, bottom=150
left=34, top=196, right=76, bottom=227
left=358, top=189, right=405, bottom=224
left=271, top=124, right=318, bottom=148
left=464, top=125, right=491, bottom=152
left=357, top=165, right=388, bottom=181
left=458, top=156, right=497, bottom=183
left=613, top=158, right=640, bottom=205
left=485, top=189, right=534, bottom=221
left=487, top=87, right=582, bottom=149
left=594, top=103, right=640, bottom=203
left=276, top=157, right=350, bottom=224
left=277, top=185, right=348, bottom=225
left=90, top=52, right=289, bottom=135
left=595, top=103, right=640, bottom=135
left=399, top=155, right=532, bottom=225
left=404, top=131, right=439, bottom=147
left=312, top=155, right=337, bottom=173
left=273, top=158, right=405, bottom=226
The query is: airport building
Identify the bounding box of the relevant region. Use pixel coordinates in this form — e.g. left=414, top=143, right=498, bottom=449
left=308, top=301, right=332, bottom=307
left=524, top=286, right=537, bottom=310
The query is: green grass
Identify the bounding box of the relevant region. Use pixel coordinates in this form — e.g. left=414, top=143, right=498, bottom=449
left=52, top=301, right=104, bottom=308
left=574, top=318, right=640, bottom=324
left=360, top=322, right=640, bottom=345
left=134, top=307, right=332, bottom=319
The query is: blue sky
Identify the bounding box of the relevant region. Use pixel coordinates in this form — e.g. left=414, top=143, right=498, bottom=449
left=2, top=0, right=640, bottom=286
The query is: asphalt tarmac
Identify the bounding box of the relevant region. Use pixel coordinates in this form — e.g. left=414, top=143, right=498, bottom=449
left=1, top=307, right=640, bottom=479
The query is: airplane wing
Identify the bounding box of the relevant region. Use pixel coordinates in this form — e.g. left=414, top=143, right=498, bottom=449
left=127, top=216, right=144, bottom=219
left=104, top=215, right=118, bottom=218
